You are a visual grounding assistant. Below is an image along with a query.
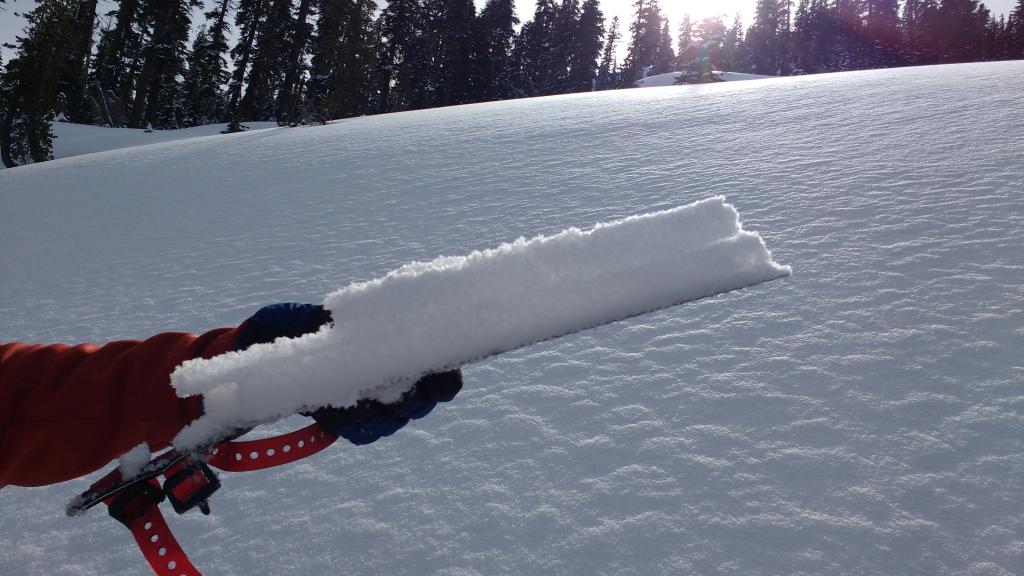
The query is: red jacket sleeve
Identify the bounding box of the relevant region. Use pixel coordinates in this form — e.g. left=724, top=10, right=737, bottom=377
left=0, top=328, right=240, bottom=488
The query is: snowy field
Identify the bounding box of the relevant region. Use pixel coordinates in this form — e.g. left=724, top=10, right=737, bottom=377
left=2, top=61, right=1023, bottom=576
left=0, top=121, right=277, bottom=169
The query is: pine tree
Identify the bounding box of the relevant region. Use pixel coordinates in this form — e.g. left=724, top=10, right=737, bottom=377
left=867, top=0, right=901, bottom=53
left=932, top=0, right=989, bottom=63
left=622, top=0, right=667, bottom=84
left=91, top=0, right=147, bottom=123
left=307, top=0, right=379, bottom=121
left=473, top=0, right=519, bottom=101
left=547, top=0, right=581, bottom=93
left=406, top=0, right=448, bottom=109
left=902, top=0, right=939, bottom=63
left=439, top=0, right=477, bottom=105
left=595, top=15, right=620, bottom=90
left=514, top=0, right=558, bottom=96
left=650, top=19, right=675, bottom=74
left=722, top=14, right=747, bottom=72
left=239, top=0, right=293, bottom=121
left=226, top=0, right=270, bottom=131
left=1010, top=0, right=1024, bottom=58
left=182, top=26, right=227, bottom=126
left=1, top=0, right=78, bottom=165
left=676, top=14, right=693, bottom=71
left=275, top=0, right=316, bottom=123
left=180, top=0, right=231, bottom=126
left=378, top=0, right=424, bottom=110
left=567, top=0, right=604, bottom=92
left=126, top=0, right=198, bottom=128
left=746, top=0, right=780, bottom=74
left=65, top=0, right=100, bottom=122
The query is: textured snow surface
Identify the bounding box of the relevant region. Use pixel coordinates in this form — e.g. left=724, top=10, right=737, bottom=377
left=171, top=197, right=790, bottom=448
left=1, top=62, right=1023, bottom=576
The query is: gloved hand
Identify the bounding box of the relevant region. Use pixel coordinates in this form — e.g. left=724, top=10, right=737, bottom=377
left=237, top=303, right=463, bottom=445
left=236, top=302, right=334, bottom=350
left=308, top=370, right=463, bottom=445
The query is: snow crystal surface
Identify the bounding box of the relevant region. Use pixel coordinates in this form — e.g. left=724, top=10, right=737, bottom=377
left=1, top=62, right=1023, bottom=576
left=171, top=197, right=790, bottom=448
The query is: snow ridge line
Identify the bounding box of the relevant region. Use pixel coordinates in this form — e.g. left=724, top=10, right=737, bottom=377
left=171, top=196, right=791, bottom=449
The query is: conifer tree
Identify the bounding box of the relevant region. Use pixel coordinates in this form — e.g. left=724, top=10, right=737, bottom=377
left=308, top=0, right=379, bottom=120
left=378, top=0, right=424, bottom=110
left=867, top=0, right=901, bottom=51
left=180, top=0, right=231, bottom=126
left=514, top=0, right=558, bottom=96
left=126, top=0, right=198, bottom=128
left=275, top=0, right=316, bottom=123
left=547, top=0, right=581, bottom=93
left=226, top=0, right=270, bottom=131
left=722, top=14, right=747, bottom=72
left=651, top=18, right=676, bottom=74
left=473, top=0, right=519, bottom=101
left=65, top=0, right=100, bottom=122
left=1, top=0, right=77, bottom=165
left=419, top=0, right=451, bottom=108
left=1010, top=0, right=1024, bottom=57
left=933, top=0, right=989, bottom=62
left=676, top=14, right=693, bottom=71
left=902, top=0, right=939, bottom=62
left=439, top=0, right=477, bottom=105
left=239, top=0, right=293, bottom=120
left=746, top=0, right=780, bottom=74
left=182, top=26, right=227, bottom=126
left=91, top=0, right=147, bottom=122
left=567, top=0, right=604, bottom=92
left=622, top=0, right=667, bottom=84
left=595, top=15, right=620, bottom=90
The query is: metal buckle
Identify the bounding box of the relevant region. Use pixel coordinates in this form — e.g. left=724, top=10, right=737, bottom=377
left=163, top=460, right=221, bottom=515
left=107, top=479, right=166, bottom=528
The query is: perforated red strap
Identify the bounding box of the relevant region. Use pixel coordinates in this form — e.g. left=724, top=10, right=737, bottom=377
left=92, top=422, right=337, bottom=576
left=207, top=423, right=337, bottom=472
left=104, top=496, right=202, bottom=576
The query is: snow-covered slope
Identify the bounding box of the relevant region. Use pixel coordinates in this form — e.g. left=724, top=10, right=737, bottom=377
left=638, top=70, right=774, bottom=87
left=2, top=62, right=1023, bottom=576
left=0, top=121, right=277, bottom=169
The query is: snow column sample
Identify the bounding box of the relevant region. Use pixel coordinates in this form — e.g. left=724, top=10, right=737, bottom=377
left=171, top=196, right=791, bottom=448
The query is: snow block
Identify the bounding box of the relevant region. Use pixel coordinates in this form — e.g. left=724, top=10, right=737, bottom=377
left=170, top=196, right=790, bottom=448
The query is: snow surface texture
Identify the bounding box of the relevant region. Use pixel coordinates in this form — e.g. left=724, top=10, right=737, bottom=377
left=171, top=197, right=790, bottom=448
left=1, top=61, right=1023, bottom=576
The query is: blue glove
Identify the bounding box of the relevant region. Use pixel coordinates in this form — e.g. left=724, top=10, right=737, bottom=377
left=309, top=370, right=463, bottom=445
left=236, top=303, right=334, bottom=350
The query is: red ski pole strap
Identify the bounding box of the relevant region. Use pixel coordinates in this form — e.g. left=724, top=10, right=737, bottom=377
left=104, top=481, right=202, bottom=576
left=78, top=422, right=337, bottom=576
left=207, top=423, right=336, bottom=472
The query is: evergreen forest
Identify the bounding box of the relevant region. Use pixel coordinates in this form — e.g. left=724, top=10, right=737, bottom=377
left=1, top=0, right=1022, bottom=166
